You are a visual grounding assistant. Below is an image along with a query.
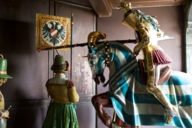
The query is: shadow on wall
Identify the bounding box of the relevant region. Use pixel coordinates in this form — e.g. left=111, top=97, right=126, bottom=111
left=5, top=87, right=49, bottom=128
left=0, top=19, right=49, bottom=128
left=0, top=19, right=35, bottom=54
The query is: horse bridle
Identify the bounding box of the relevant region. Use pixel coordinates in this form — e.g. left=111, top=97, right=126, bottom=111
left=104, top=41, right=113, bottom=66
left=88, top=41, right=113, bottom=67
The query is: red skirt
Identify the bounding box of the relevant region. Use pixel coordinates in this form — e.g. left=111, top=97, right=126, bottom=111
left=152, top=49, right=172, bottom=65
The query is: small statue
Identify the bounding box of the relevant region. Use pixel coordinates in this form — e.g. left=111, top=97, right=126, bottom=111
left=42, top=55, right=79, bottom=128
left=0, top=54, right=12, bottom=128
left=120, top=1, right=177, bottom=123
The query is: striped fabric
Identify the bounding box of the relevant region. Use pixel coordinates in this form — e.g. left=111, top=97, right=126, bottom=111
left=89, top=42, right=192, bottom=128
left=110, top=71, right=192, bottom=128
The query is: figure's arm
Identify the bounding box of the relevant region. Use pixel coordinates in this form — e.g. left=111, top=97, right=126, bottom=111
left=67, top=80, right=79, bottom=103
left=45, top=81, right=52, bottom=98
left=0, top=91, right=9, bottom=119
left=0, top=91, right=4, bottom=110
left=134, top=22, right=150, bottom=55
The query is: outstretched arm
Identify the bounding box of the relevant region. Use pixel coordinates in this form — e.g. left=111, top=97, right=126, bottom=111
left=134, top=22, right=150, bottom=55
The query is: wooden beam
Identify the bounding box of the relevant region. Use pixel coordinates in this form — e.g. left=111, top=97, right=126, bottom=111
left=110, top=0, right=184, bottom=9
left=89, top=0, right=112, bottom=17
left=89, top=0, right=184, bottom=17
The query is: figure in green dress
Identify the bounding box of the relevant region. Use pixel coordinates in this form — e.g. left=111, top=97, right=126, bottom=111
left=42, top=55, right=79, bottom=128
left=120, top=1, right=178, bottom=123
left=0, top=54, right=12, bottom=128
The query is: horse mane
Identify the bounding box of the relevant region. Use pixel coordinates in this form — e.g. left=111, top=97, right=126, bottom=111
left=102, top=41, right=137, bottom=87
left=109, top=41, right=135, bottom=62
left=109, top=42, right=133, bottom=53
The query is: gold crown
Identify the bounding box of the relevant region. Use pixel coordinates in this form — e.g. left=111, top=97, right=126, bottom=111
left=87, top=32, right=106, bottom=46
left=120, top=1, right=132, bottom=11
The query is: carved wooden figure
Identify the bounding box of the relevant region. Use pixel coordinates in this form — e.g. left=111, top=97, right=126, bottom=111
left=0, top=54, right=12, bottom=128
left=42, top=55, right=79, bottom=128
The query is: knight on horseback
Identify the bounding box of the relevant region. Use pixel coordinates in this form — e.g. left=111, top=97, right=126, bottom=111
left=120, top=1, right=178, bottom=123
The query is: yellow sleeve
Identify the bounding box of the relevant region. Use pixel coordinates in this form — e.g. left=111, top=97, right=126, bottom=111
left=0, top=91, right=5, bottom=110
left=67, top=81, right=79, bottom=103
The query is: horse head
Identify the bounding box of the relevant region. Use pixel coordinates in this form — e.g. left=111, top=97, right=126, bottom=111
left=87, top=31, right=136, bottom=87
left=87, top=31, right=112, bottom=85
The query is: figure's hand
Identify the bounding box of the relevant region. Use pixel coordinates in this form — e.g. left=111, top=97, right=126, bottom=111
left=0, top=110, right=9, bottom=118
left=134, top=45, right=141, bottom=56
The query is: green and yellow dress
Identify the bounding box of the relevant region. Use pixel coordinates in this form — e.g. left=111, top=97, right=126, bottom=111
left=42, top=74, right=79, bottom=128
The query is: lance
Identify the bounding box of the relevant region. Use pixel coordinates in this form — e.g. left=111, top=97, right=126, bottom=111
left=43, top=39, right=137, bottom=50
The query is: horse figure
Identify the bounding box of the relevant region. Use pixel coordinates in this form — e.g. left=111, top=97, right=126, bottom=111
left=87, top=33, right=192, bottom=128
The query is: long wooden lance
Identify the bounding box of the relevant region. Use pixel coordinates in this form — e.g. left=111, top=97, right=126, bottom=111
left=43, top=39, right=137, bottom=50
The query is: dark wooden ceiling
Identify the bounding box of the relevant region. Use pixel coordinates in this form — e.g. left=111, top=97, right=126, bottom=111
left=58, top=0, right=185, bottom=17
left=59, top=0, right=184, bottom=7
left=58, top=0, right=91, bottom=7
left=90, top=0, right=185, bottom=17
